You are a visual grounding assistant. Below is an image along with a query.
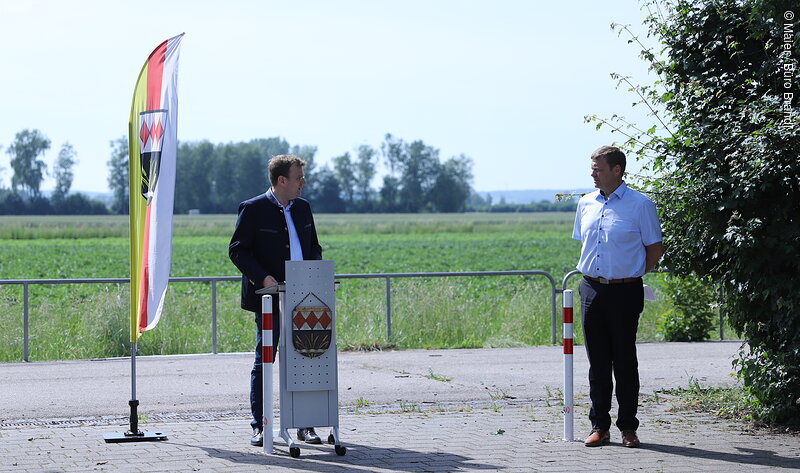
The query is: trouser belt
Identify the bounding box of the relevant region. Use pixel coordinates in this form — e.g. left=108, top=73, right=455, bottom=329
left=584, top=275, right=642, bottom=285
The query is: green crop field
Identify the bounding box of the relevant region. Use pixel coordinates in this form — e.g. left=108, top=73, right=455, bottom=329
left=0, top=213, right=685, bottom=362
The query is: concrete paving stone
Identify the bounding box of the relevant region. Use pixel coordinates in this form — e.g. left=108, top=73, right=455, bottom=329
left=4, top=345, right=800, bottom=472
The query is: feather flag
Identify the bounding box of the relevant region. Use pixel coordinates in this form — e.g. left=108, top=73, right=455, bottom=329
left=128, top=33, right=184, bottom=342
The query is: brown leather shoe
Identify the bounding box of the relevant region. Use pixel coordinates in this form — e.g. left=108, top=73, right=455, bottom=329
left=584, top=429, right=610, bottom=447
left=621, top=430, right=640, bottom=448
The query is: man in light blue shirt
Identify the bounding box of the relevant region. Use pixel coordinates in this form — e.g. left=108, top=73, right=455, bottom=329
left=572, top=146, right=663, bottom=448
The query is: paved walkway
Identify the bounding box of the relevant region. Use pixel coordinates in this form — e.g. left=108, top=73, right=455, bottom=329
left=1, top=343, right=799, bottom=472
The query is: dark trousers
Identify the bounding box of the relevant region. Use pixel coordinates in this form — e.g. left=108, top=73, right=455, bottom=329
left=251, top=299, right=280, bottom=430
left=579, top=277, right=644, bottom=432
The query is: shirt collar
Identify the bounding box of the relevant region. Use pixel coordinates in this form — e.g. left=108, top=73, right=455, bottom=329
left=266, top=188, right=294, bottom=210
left=597, top=181, right=628, bottom=201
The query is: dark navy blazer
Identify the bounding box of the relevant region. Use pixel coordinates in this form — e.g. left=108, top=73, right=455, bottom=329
left=228, top=193, right=322, bottom=312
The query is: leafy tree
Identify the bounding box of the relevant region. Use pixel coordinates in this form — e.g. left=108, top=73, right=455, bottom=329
left=107, top=136, right=129, bottom=214
left=378, top=175, right=402, bottom=212
left=309, top=165, right=346, bottom=213
left=20, top=195, right=53, bottom=215
left=290, top=144, right=317, bottom=172
left=429, top=155, right=473, bottom=212
left=51, top=193, right=109, bottom=215
left=378, top=136, right=440, bottom=212
left=354, top=144, right=378, bottom=211
left=398, top=140, right=440, bottom=212
left=8, top=129, right=50, bottom=198
left=289, top=144, right=317, bottom=201
left=52, top=142, right=77, bottom=201
left=210, top=138, right=293, bottom=212
left=589, top=0, right=800, bottom=423
left=380, top=133, right=404, bottom=175
left=213, top=143, right=253, bottom=213
left=0, top=191, right=25, bottom=214
left=175, top=141, right=214, bottom=213
left=333, top=152, right=356, bottom=206
left=375, top=134, right=474, bottom=213
left=232, top=142, right=268, bottom=203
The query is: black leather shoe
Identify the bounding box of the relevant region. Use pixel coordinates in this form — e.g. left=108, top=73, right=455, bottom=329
left=297, top=427, right=322, bottom=444
left=250, top=427, right=263, bottom=447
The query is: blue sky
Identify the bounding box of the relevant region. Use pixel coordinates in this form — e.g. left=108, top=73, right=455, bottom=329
left=0, top=0, right=659, bottom=195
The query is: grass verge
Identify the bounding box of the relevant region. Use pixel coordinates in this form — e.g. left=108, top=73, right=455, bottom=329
left=659, top=377, right=753, bottom=421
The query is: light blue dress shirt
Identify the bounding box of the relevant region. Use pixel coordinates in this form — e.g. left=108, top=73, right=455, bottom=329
left=572, top=182, right=662, bottom=279
left=266, top=189, right=304, bottom=261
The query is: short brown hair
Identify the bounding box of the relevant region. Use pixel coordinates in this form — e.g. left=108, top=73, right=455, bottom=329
left=591, top=146, right=626, bottom=173
left=268, top=154, right=306, bottom=186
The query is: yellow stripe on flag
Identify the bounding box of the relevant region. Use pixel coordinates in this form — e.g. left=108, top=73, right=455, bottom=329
left=129, top=61, right=148, bottom=343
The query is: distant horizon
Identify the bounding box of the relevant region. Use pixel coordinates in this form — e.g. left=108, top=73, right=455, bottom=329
left=33, top=186, right=594, bottom=205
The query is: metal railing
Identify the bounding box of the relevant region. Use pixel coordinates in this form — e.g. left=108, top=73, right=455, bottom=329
left=0, top=270, right=558, bottom=362
left=561, top=269, right=726, bottom=340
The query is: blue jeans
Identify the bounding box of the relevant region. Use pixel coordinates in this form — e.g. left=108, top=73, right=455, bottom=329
left=250, top=305, right=280, bottom=430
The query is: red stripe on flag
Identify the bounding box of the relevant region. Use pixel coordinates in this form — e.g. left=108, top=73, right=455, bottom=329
left=138, top=205, right=153, bottom=332
left=564, top=338, right=573, bottom=355
left=563, top=307, right=573, bottom=324
left=146, top=40, right=168, bottom=110
left=136, top=38, right=165, bottom=334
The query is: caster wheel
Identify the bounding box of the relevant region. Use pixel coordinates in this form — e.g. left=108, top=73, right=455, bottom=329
left=289, top=447, right=300, bottom=458
left=327, top=434, right=335, bottom=445
left=335, top=445, right=347, bottom=456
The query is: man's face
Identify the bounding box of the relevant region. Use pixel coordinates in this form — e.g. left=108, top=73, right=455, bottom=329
left=281, top=163, right=306, bottom=200
left=590, top=156, right=620, bottom=191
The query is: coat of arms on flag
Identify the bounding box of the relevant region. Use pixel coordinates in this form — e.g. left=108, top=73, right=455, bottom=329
left=138, top=109, right=168, bottom=203
left=291, top=293, right=332, bottom=358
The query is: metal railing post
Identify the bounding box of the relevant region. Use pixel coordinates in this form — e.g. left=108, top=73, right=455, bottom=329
left=385, top=277, right=392, bottom=341
left=23, top=283, right=29, bottom=362
left=211, top=279, right=218, bottom=354
left=546, top=275, right=558, bottom=345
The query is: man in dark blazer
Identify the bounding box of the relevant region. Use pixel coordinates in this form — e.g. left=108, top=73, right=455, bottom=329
left=229, top=154, right=323, bottom=447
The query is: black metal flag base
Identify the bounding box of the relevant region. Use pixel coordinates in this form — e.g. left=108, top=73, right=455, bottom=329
left=103, top=400, right=168, bottom=443
left=103, top=430, right=168, bottom=443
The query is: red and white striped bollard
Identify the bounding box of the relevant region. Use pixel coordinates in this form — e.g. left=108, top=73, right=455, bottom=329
left=261, top=295, right=274, bottom=454
left=563, top=289, right=574, bottom=441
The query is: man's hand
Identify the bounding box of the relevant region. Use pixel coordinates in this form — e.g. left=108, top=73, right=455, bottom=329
left=263, top=275, right=278, bottom=287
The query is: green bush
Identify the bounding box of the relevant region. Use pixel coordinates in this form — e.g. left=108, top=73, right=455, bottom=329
left=589, top=0, right=800, bottom=424
left=658, top=274, right=716, bottom=342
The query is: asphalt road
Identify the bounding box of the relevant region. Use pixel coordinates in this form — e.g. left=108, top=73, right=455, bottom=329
left=0, top=341, right=742, bottom=425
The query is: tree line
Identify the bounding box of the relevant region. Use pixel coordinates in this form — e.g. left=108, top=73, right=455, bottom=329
left=111, top=133, right=476, bottom=214
left=0, top=129, right=108, bottom=215
left=2, top=129, right=575, bottom=215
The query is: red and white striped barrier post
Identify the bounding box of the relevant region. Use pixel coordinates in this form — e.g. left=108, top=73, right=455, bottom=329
left=261, top=295, right=274, bottom=454
left=563, top=289, right=574, bottom=441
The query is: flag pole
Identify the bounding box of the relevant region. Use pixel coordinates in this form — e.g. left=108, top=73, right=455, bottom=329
left=128, top=341, right=140, bottom=436
left=103, top=33, right=183, bottom=444
left=102, top=325, right=167, bottom=442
